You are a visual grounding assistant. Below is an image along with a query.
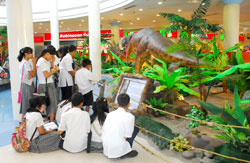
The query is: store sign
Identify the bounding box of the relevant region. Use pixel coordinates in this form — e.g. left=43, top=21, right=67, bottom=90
left=34, top=36, right=44, bottom=43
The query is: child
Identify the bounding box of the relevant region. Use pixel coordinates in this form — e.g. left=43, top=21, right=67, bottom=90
left=101, top=93, right=139, bottom=159
left=89, top=97, right=109, bottom=153
left=58, top=93, right=90, bottom=153
left=75, top=59, right=95, bottom=112
left=26, top=96, right=60, bottom=153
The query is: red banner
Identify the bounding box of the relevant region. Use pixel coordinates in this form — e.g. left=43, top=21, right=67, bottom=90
left=34, top=36, right=44, bottom=43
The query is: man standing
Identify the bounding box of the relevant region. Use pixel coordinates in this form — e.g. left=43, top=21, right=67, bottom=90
left=59, top=45, right=76, bottom=100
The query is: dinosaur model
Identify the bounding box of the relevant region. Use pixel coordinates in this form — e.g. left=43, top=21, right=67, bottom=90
left=121, top=28, right=201, bottom=73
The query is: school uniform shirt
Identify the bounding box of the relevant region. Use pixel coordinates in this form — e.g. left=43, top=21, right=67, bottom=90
left=101, top=108, right=135, bottom=158
left=25, top=112, right=44, bottom=140
left=54, top=55, right=60, bottom=67
left=75, top=68, right=95, bottom=95
left=36, top=57, right=53, bottom=84
left=58, top=108, right=90, bottom=153
left=19, top=59, right=34, bottom=86
left=58, top=53, right=74, bottom=87
left=91, top=116, right=106, bottom=143
left=55, top=101, right=72, bottom=125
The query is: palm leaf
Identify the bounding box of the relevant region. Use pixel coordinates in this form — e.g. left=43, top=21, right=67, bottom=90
left=224, top=44, right=241, bottom=54
left=176, top=83, right=200, bottom=97
left=235, top=49, right=245, bottom=65
left=192, top=0, right=211, bottom=19
left=233, top=86, right=247, bottom=126
left=109, top=48, right=126, bottom=67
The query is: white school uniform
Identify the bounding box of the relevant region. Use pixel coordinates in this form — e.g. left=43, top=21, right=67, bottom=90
left=19, top=59, right=34, bottom=86
left=58, top=108, right=90, bottom=153
left=58, top=53, right=73, bottom=87
left=36, top=57, right=53, bottom=84
left=75, top=68, right=95, bottom=95
left=25, top=112, right=44, bottom=140
left=55, top=101, right=72, bottom=125
left=101, top=108, right=135, bottom=158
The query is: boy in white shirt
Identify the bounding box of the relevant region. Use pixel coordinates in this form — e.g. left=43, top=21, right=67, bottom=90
left=101, top=93, right=139, bottom=159
left=75, top=59, right=95, bottom=112
left=57, top=93, right=90, bottom=153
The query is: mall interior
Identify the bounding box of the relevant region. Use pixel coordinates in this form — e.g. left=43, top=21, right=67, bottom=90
left=0, top=0, right=250, bottom=163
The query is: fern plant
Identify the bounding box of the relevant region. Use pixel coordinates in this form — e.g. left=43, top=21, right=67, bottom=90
left=170, top=136, right=190, bottom=152
left=147, top=97, right=168, bottom=115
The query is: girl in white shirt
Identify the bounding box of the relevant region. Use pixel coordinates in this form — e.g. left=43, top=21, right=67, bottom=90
left=17, top=47, right=36, bottom=120
left=36, top=49, right=59, bottom=122
left=26, top=96, right=60, bottom=153
left=89, top=97, right=109, bottom=153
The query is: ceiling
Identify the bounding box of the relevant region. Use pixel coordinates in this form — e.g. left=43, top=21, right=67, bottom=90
left=4, top=0, right=250, bottom=35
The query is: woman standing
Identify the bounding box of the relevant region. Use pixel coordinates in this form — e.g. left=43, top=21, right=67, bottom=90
left=36, top=49, right=59, bottom=122
left=17, top=47, right=36, bottom=120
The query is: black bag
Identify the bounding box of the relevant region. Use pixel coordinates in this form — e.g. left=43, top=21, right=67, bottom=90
left=45, top=79, right=50, bottom=106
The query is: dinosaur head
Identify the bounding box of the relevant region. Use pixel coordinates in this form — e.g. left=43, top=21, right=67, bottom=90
left=121, top=33, right=134, bottom=50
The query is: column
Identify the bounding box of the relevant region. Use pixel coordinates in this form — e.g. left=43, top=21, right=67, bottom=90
left=7, top=0, right=34, bottom=121
left=221, top=0, right=244, bottom=50
left=50, top=0, right=59, bottom=49
left=110, top=22, right=120, bottom=44
left=88, top=0, right=101, bottom=80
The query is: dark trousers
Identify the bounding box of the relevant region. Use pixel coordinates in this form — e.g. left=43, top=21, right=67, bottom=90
left=126, top=126, right=139, bottom=147
left=61, top=86, right=73, bottom=100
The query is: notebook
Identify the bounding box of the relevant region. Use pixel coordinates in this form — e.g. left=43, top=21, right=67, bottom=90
left=43, top=122, right=58, bottom=131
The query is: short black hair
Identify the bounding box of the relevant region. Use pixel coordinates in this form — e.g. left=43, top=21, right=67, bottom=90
left=82, top=59, right=91, bottom=67
left=46, top=45, right=56, bottom=55
left=68, top=45, right=77, bottom=52
left=117, top=93, right=130, bottom=107
left=71, top=93, right=84, bottom=107
left=27, top=96, right=46, bottom=112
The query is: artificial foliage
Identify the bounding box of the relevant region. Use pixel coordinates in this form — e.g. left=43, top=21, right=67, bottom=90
left=170, top=136, right=190, bottom=152
left=186, top=106, right=209, bottom=128
left=135, top=115, right=178, bottom=150
left=147, top=97, right=168, bottom=115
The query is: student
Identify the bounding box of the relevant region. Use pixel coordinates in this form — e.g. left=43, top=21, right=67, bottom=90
left=89, top=97, right=109, bottom=153
left=36, top=49, right=59, bottom=122
left=75, top=59, right=95, bottom=112
left=17, top=47, right=36, bottom=120
left=101, top=93, right=139, bottom=159
left=26, top=96, right=60, bottom=153
left=55, top=98, right=72, bottom=125
left=58, top=45, right=76, bottom=100
left=58, top=93, right=91, bottom=153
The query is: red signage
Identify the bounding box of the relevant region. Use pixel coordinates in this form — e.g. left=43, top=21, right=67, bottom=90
left=34, top=36, right=44, bottom=43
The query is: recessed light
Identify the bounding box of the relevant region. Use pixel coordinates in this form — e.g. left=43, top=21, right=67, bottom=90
left=139, top=8, right=143, bottom=11
left=39, top=27, right=42, bottom=29
left=39, top=23, right=43, bottom=25
left=130, top=22, right=133, bottom=25
left=156, top=14, right=160, bottom=17
left=158, top=1, right=163, bottom=5
left=79, top=24, right=82, bottom=26
left=101, top=17, right=104, bottom=20
left=120, top=13, right=124, bottom=16
left=152, top=20, right=156, bottom=23
left=136, top=18, right=140, bottom=20
left=59, top=25, right=62, bottom=28
left=67, top=28, right=70, bottom=30
left=81, top=19, right=85, bottom=22
left=60, top=22, right=64, bottom=24
left=120, top=27, right=123, bottom=30
left=117, top=20, right=120, bottom=23
left=46, top=29, right=48, bottom=31
left=35, top=32, right=38, bottom=34
left=178, top=9, right=182, bottom=12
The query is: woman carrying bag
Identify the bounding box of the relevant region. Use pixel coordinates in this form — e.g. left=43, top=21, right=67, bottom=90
left=36, top=49, right=59, bottom=122
left=17, top=47, right=36, bottom=120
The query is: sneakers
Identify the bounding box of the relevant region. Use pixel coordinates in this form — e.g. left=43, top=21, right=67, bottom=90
left=120, top=150, right=138, bottom=159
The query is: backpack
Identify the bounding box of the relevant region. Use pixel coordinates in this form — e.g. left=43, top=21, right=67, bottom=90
left=11, top=121, right=31, bottom=152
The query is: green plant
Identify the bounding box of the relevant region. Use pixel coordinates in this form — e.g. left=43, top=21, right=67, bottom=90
left=147, top=97, right=168, bottom=115
left=142, top=57, right=199, bottom=97
left=170, top=136, right=190, bottom=152
left=161, top=0, right=222, bottom=38
left=74, top=50, right=86, bottom=66
left=186, top=106, right=209, bottom=128
left=135, top=115, right=178, bottom=150
left=199, top=86, right=250, bottom=153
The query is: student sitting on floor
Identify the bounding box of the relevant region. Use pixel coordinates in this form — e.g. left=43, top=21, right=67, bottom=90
left=75, top=59, right=95, bottom=112
left=88, top=97, right=109, bottom=153
left=55, top=98, right=72, bottom=125
left=26, top=96, right=60, bottom=153
left=101, top=93, right=139, bottom=159
left=58, top=93, right=91, bottom=153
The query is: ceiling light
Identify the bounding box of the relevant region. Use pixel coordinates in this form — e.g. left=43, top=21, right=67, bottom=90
left=158, top=1, right=163, bottom=5
left=67, top=28, right=70, bottom=30
left=178, top=9, right=182, bottom=12
left=60, top=21, right=64, bottom=24
left=139, top=8, right=143, bottom=11
left=156, top=14, right=160, bottom=17
left=120, top=13, right=124, bottom=16
left=35, top=32, right=38, bottom=34
left=79, top=24, right=82, bottom=26
left=136, top=18, right=140, bottom=20
left=117, top=20, right=120, bottom=23
left=81, top=19, right=85, bottom=22
left=152, top=20, right=156, bottom=23
left=101, top=17, right=104, bottom=20
left=39, top=27, right=42, bottom=29
left=46, top=29, right=48, bottom=31
left=39, top=23, right=43, bottom=25
left=120, top=27, right=123, bottom=30
left=59, top=25, right=62, bottom=28
left=130, top=22, right=133, bottom=25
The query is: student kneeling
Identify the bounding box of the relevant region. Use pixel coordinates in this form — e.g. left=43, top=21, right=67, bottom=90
left=58, top=93, right=90, bottom=153
left=101, top=93, right=139, bottom=159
